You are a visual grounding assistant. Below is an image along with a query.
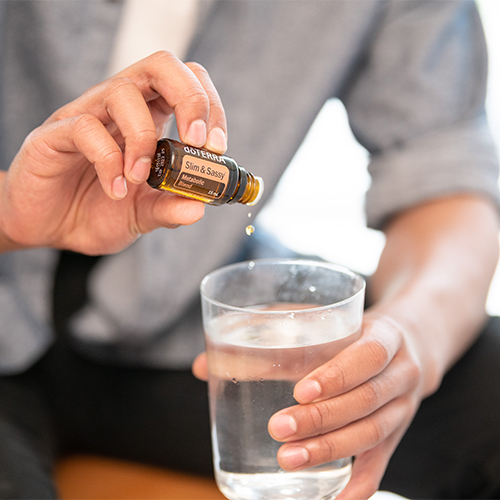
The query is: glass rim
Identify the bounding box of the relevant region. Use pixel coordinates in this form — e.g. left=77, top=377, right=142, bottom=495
left=200, top=258, right=366, bottom=314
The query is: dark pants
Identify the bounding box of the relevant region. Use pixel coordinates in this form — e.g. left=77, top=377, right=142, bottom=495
left=381, top=316, right=500, bottom=499
left=0, top=341, right=214, bottom=499
left=2, top=319, right=500, bottom=500
left=1, top=250, right=500, bottom=499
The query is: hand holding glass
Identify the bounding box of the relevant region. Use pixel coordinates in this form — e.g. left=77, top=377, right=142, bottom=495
left=201, top=259, right=365, bottom=500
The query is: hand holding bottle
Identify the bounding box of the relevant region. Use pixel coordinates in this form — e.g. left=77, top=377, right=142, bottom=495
left=0, top=51, right=227, bottom=255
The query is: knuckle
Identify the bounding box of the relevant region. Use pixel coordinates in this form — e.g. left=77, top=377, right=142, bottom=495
left=366, top=414, right=389, bottom=447
left=99, top=146, right=122, bottom=165
left=70, top=114, right=122, bottom=166
left=186, top=61, right=209, bottom=76
left=208, top=100, right=226, bottom=119
left=298, top=399, right=341, bottom=438
left=71, top=113, right=99, bottom=135
left=148, top=50, right=178, bottom=65
left=182, top=86, right=210, bottom=107
left=131, top=127, right=158, bottom=144
left=23, top=127, right=43, bottom=149
left=323, top=362, right=348, bottom=392
left=22, top=126, right=63, bottom=167
left=103, top=76, right=137, bottom=97
left=302, top=404, right=325, bottom=435
left=48, top=108, right=67, bottom=123
left=322, top=437, right=338, bottom=462
left=407, top=356, right=423, bottom=386
left=364, top=337, right=391, bottom=371
left=401, top=395, right=418, bottom=419
left=311, top=434, right=339, bottom=464
left=359, top=380, right=381, bottom=410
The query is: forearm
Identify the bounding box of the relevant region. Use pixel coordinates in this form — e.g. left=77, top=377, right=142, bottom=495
left=369, top=194, right=500, bottom=396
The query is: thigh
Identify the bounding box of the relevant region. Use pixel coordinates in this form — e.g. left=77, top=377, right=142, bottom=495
left=41, top=340, right=214, bottom=476
left=381, top=316, right=500, bottom=499
left=50, top=250, right=213, bottom=475
left=0, top=373, right=58, bottom=500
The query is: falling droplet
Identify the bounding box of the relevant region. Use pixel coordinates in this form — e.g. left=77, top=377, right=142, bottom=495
left=245, top=225, right=255, bottom=236
left=309, top=285, right=317, bottom=292
left=248, top=261, right=255, bottom=269
left=248, top=212, right=252, bottom=218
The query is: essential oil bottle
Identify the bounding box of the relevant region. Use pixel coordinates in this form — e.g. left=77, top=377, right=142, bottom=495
left=147, top=138, right=264, bottom=206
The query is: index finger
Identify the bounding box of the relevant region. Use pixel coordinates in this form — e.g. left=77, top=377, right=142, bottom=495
left=46, top=77, right=160, bottom=193
left=47, top=51, right=228, bottom=189
left=119, top=51, right=227, bottom=150
left=293, top=315, right=403, bottom=404
left=186, top=61, right=227, bottom=154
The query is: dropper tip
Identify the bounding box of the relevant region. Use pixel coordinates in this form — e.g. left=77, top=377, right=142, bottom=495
left=246, top=176, right=264, bottom=206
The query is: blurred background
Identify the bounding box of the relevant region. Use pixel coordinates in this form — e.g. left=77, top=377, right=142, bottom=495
left=257, top=0, right=500, bottom=316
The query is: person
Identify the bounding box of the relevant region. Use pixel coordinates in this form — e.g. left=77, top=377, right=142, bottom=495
left=0, top=1, right=499, bottom=499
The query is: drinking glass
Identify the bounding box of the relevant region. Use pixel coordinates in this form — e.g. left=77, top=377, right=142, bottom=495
left=200, top=258, right=365, bottom=500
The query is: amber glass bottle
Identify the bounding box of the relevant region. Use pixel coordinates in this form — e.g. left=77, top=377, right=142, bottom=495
left=147, top=139, right=264, bottom=206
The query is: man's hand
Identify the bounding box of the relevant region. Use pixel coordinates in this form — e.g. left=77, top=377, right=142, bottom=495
left=267, top=195, right=499, bottom=500
left=0, top=51, right=227, bottom=255
left=267, top=312, right=425, bottom=500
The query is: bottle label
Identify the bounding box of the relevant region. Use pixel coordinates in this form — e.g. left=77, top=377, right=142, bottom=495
left=175, top=155, right=229, bottom=199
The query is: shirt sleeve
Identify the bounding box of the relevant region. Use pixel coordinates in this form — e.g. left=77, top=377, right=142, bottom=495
left=340, top=0, right=500, bottom=230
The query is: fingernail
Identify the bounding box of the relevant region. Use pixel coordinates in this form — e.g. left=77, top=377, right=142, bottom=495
left=130, top=157, right=152, bottom=183
left=112, top=175, right=127, bottom=199
left=185, top=119, right=207, bottom=147
left=206, top=127, right=227, bottom=153
left=280, top=446, right=309, bottom=470
left=269, top=413, right=297, bottom=440
left=294, top=379, right=322, bottom=403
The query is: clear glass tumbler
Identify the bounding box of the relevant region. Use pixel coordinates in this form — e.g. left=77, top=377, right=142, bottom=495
left=200, top=258, right=365, bottom=500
